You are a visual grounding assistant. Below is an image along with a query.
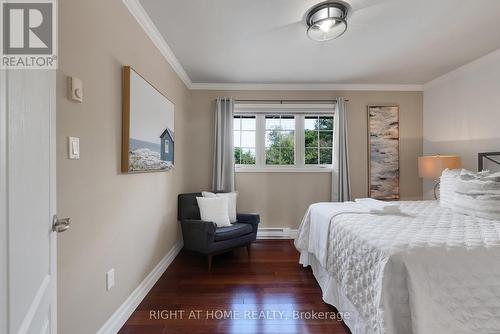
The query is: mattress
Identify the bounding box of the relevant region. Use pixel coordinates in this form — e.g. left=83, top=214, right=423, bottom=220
left=294, top=200, right=500, bottom=334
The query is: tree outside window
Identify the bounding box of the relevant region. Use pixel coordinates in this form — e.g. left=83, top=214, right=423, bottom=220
left=305, top=116, right=334, bottom=165
left=233, top=111, right=334, bottom=169
left=234, top=116, right=256, bottom=165
left=265, top=115, right=295, bottom=165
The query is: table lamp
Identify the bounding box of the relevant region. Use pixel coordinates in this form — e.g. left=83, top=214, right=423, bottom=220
left=418, top=155, right=461, bottom=199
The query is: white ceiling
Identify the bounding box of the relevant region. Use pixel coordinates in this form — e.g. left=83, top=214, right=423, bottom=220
left=138, top=0, right=500, bottom=85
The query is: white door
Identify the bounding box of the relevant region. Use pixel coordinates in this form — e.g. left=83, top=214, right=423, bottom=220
left=0, top=69, right=58, bottom=334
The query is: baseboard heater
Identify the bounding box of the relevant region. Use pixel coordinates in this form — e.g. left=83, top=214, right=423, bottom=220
left=257, top=227, right=297, bottom=239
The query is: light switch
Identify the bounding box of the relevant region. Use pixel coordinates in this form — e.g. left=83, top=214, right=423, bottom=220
left=68, top=137, right=80, bottom=159
left=106, top=269, right=115, bottom=291
left=69, top=76, right=83, bottom=102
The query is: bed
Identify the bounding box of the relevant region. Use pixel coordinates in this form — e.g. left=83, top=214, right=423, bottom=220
left=294, top=156, right=500, bottom=334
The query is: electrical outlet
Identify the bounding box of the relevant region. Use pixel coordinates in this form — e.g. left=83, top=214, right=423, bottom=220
left=106, top=269, right=115, bottom=291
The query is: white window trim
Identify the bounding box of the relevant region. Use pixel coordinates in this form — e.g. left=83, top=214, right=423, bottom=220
left=234, top=104, right=335, bottom=172
left=235, top=166, right=333, bottom=173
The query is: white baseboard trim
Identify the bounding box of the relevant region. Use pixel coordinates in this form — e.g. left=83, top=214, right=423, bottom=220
left=96, top=239, right=183, bottom=334
left=257, top=228, right=298, bottom=239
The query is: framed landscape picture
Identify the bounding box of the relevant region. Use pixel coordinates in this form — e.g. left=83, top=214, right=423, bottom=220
left=122, top=66, right=175, bottom=173
left=367, top=105, right=400, bottom=200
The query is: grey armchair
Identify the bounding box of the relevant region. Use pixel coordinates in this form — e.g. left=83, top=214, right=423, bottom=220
left=178, top=193, right=260, bottom=270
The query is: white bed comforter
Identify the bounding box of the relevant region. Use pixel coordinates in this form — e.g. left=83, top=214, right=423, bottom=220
left=294, top=200, right=500, bottom=334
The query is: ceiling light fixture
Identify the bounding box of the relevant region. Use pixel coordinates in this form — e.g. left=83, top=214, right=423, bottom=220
left=305, top=1, right=350, bottom=42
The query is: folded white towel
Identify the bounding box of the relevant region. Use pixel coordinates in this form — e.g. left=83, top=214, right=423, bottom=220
left=355, top=198, right=401, bottom=213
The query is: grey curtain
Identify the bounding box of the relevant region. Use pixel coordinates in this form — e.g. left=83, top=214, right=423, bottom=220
left=332, top=97, right=351, bottom=201
left=212, top=97, right=235, bottom=192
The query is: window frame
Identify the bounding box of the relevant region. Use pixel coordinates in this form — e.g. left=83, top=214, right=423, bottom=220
left=233, top=115, right=257, bottom=166
left=264, top=114, right=296, bottom=166
left=304, top=115, right=334, bottom=166
left=234, top=104, right=335, bottom=172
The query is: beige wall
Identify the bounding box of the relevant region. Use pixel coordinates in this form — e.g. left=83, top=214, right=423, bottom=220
left=187, top=90, right=423, bottom=228
left=57, top=0, right=190, bottom=333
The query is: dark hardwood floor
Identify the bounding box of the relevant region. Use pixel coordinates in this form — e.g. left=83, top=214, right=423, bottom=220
left=119, top=240, right=351, bottom=334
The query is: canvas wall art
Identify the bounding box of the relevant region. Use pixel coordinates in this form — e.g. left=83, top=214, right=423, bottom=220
left=122, top=66, right=175, bottom=173
left=368, top=105, right=400, bottom=200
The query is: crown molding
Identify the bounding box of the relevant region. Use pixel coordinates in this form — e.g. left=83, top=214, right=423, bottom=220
left=122, top=0, right=424, bottom=92
left=122, top=0, right=192, bottom=88
left=189, top=82, right=424, bottom=91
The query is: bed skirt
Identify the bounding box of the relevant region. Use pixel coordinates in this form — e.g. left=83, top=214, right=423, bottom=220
left=300, top=251, right=370, bottom=334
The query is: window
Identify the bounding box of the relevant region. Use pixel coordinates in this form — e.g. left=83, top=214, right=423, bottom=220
left=233, top=116, right=256, bottom=165
left=233, top=104, right=335, bottom=171
left=304, top=116, right=333, bottom=165
left=265, top=115, right=295, bottom=165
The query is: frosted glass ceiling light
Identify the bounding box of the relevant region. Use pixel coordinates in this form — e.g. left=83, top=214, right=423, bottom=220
left=305, top=1, right=350, bottom=42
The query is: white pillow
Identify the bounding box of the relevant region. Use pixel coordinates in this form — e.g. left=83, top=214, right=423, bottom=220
left=202, top=191, right=238, bottom=223
left=483, top=171, right=500, bottom=182
left=458, top=169, right=490, bottom=181
left=455, top=174, right=500, bottom=195
left=196, top=197, right=232, bottom=227
left=452, top=169, right=500, bottom=220
left=439, top=168, right=461, bottom=208
left=452, top=193, right=500, bottom=220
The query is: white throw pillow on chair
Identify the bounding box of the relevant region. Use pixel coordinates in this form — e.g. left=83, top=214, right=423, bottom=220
left=201, top=191, right=217, bottom=198
left=196, top=197, right=232, bottom=227
left=202, top=191, right=238, bottom=223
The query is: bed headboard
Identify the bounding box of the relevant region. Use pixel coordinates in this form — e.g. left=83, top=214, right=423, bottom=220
left=478, top=152, right=500, bottom=172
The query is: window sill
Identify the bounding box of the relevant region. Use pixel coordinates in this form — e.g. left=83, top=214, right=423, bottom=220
left=235, top=167, right=333, bottom=173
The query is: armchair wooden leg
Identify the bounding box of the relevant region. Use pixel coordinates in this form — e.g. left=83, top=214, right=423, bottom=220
left=207, top=254, right=213, bottom=271
left=246, top=244, right=251, bottom=258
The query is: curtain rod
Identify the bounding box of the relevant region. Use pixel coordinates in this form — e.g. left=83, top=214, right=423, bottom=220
left=234, top=99, right=348, bottom=104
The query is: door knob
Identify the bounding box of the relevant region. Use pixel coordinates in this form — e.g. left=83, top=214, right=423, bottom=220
left=52, top=215, right=70, bottom=233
